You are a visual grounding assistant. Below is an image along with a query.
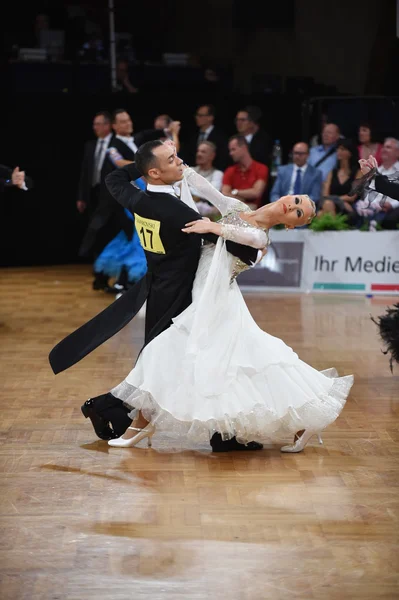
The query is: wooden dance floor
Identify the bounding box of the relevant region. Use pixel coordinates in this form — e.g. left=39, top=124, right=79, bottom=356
left=1, top=265, right=398, bottom=600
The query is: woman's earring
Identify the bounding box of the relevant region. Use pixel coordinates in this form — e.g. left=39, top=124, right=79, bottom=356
left=285, top=226, right=289, bottom=231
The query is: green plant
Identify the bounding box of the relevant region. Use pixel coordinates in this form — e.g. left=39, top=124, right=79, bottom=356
left=309, top=213, right=350, bottom=231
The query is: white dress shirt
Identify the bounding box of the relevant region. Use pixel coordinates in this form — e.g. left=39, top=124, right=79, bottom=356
left=116, top=134, right=138, bottom=154
left=93, top=133, right=112, bottom=186
left=288, top=164, right=308, bottom=195
left=198, top=125, right=214, bottom=143
left=245, top=133, right=254, bottom=144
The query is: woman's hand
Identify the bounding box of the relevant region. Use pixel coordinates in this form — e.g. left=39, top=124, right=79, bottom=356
left=359, top=155, right=378, bottom=175
left=182, top=218, right=220, bottom=235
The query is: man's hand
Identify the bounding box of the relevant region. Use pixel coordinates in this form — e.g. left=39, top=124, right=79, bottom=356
left=77, top=201, right=86, bottom=213
left=11, top=166, right=25, bottom=189
left=167, top=121, right=181, bottom=135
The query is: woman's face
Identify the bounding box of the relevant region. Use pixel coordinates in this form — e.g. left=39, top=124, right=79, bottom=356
left=337, top=145, right=352, bottom=161
left=274, top=195, right=314, bottom=229
left=359, top=126, right=371, bottom=144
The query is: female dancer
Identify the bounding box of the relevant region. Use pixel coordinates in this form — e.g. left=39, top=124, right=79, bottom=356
left=108, top=165, right=354, bottom=452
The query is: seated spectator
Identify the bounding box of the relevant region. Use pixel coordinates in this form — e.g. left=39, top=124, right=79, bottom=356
left=181, top=104, right=229, bottom=171
left=113, top=59, right=138, bottom=93
left=189, top=141, right=224, bottom=218
left=222, top=135, right=268, bottom=210
left=318, top=138, right=362, bottom=225
left=308, top=123, right=341, bottom=182
left=234, top=105, right=272, bottom=167
left=358, top=122, right=382, bottom=165
left=270, top=142, right=322, bottom=205
left=359, top=138, right=399, bottom=230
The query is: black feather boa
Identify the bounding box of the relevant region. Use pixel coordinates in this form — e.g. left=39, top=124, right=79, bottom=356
left=371, top=303, right=399, bottom=373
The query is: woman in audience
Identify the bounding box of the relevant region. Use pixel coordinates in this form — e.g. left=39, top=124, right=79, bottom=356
left=358, top=123, right=382, bottom=165
left=317, top=138, right=362, bottom=225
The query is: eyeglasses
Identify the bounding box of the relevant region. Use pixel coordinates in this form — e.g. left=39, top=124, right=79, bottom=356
left=235, top=117, right=249, bottom=122
left=196, top=113, right=209, bottom=117
left=293, top=151, right=308, bottom=155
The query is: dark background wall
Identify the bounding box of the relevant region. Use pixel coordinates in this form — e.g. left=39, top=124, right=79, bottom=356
left=1, top=0, right=398, bottom=267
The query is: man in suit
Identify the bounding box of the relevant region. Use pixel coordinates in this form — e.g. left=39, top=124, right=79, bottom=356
left=234, top=105, right=272, bottom=167
left=270, top=142, right=323, bottom=205
left=49, top=140, right=263, bottom=452
left=77, top=111, right=136, bottom=290
left=181, top=104, right=229, bottom=171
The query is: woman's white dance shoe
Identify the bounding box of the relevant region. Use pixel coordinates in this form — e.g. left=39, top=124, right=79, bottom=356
left=280, top=430, right=323, bottom=453
left=108, top=423, right=155, bottom=448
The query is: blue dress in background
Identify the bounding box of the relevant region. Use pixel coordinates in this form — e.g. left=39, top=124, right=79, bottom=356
left=94, top=178, right=147, bottom=284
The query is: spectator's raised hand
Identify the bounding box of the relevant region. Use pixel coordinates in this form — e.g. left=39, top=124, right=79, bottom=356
left=11, top=166, right=25, bottom=189
left=359, top=155, right=378, bottom=175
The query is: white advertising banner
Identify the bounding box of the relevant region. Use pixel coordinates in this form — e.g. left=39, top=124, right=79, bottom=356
left=238, top=231, right=399, bottom=295
left=302, top=231, right=399, bottom=295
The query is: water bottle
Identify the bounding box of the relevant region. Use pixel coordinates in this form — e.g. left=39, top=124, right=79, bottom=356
left=271, top=139, right=282, bottom=177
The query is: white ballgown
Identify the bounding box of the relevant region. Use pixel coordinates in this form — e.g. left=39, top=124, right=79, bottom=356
left=111, top=168, right=353, bottom=445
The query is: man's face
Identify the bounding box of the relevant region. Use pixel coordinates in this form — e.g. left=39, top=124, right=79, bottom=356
left=292, top=143, right=309, bottom=167
left=381, top=139, right=399, bottom=164
left=321, top=124, right=340, bottom=146
left=196, top=143, right=215, bottom=166
left=148, top=143, right=184, bottom=184
left=195, top=106, right=213, bottom=129
left=235, top=111, right=251, bottom=135
left=228, top=139, right=245, bottom=163
left=113, top=111, right=133, bottom=136
left=154, top=115, right=169, bottom=130
left=93, top=116, right=111, bottom=139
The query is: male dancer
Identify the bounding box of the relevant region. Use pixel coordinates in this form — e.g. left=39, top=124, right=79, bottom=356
left=50, top=141, right=263, bottom=451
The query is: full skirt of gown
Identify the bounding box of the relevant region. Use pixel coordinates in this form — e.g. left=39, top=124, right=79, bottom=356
left=111, top=239, right=353, bottom=445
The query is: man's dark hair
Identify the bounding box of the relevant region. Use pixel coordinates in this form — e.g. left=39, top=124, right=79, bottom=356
left=95, top=111, right=111, bottom=123
left=112, top=108, right=129, bottom=123
left=245, top=105, right=262, bottom=125
left=198, top=104, right=215, bottom=117
left=135, top=140, right=164, bottom=177
left=228, top=134, right=248, bottom=147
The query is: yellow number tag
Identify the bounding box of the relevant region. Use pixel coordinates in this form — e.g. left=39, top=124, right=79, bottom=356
left=134, top=213, right=166, bottom=254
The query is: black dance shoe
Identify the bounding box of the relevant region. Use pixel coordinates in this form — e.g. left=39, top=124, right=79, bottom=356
left=81, top=398, right=117, bottom=440
left=210, top=433, right=263, bottom=452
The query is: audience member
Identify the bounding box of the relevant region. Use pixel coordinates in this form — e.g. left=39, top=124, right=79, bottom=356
left=358, top=122, right=383, bottom=165
left=317, top=138, right=362, bottom=225
left=222, top=135, right=268, bottom=210
left=364, top=138, right=399, bottom=230
left=182, top=104, right=229, bottom=171
left=270, top=142, right=322, bottom=204
left=113, top=59, right=139, bottom=94
left=308, top=123, right=341, bottom=182
left=234, top=105, right=272, bottom=167
left=189, top=141, right=224, bottom=218
left=77, top=111, right=136, bottom=290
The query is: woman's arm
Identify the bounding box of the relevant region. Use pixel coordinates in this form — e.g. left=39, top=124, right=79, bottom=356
left=182, top=218, right=268, bottom=250
left=339, top=169, right=362, bottom=202
left=184, top=167, right=248, bottom=216
left=322, top=171, right=332, bottom=197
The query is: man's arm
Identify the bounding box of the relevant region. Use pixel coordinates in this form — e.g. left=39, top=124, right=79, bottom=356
left=375, top=174, right=399, bottom=201
left=105, top=163, right=143, bottom=212
left=308, top=170, right=323, bottom=203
